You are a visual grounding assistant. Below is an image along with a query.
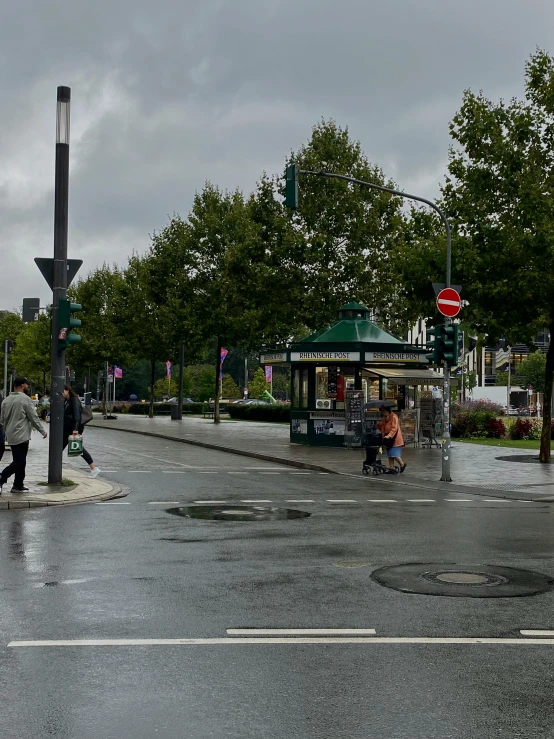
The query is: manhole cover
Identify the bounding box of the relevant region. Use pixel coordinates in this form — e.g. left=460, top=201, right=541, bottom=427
left=166, top=505, right=311, bottom=521
left=495, top=454, right=551, bottom=464
left=371, top=563, right=554, bottom=598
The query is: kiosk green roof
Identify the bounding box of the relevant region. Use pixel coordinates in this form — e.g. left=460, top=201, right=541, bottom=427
left=297, top=302, right=404, bottom=346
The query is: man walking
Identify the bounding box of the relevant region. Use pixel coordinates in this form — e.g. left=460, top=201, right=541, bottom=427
left=0, top=377, right=47, bottom=493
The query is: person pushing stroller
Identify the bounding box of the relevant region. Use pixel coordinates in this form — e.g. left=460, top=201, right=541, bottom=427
left=361, top=400, right=406, bottom=475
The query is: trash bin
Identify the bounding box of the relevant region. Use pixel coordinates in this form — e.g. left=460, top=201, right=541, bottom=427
left=170, top=404, right=181, bottom=420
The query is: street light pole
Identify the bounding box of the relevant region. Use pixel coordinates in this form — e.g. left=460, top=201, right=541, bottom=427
left=48, top=86, right=71, bottom=485
left=298, top=168, right=454, bottom=481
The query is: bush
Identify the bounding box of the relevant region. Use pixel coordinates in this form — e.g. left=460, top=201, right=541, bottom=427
left=228, top=403, right=290, bottom=422
left=451, top=399, right=504, bottom=438
left=510, top=418, right=533, bottom=440
left=484, top=418, right=506, bottom=438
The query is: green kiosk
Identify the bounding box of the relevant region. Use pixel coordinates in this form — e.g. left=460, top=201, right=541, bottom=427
left=260, top=302, right=446, bottom=447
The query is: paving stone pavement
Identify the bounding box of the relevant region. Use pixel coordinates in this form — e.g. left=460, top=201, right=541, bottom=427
left=90, top=414, right=554, bottom=500
left=0, top=432, right=123, bottom=509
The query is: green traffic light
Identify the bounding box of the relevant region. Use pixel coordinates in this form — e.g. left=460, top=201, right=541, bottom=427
left=58, top=298, right=83, bottom=349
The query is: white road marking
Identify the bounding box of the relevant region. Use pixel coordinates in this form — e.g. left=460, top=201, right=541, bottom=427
left=95, top=502, right=131, bottom=505
left=318, top=473, right=330, bottom=475
left=196, top=472, right=218, bottom=474
left=163, top=471, right=186, bottom=474
left=9, top=637, right=554, bottom=647
left=241, top=500, right=273, bottom=503
left=227, top=472, right=249, bottom=475
left=290, top=473, right=311, bottom=475
left=407, top=499, right=436, bottom=502
left=286, top=500, right=315, bottom=503
left=259, top=472, right=280, bottom=475
left=367, top=499, right=397, bottom=503
left=520, top=630, right=554, bottom=637
left=148, top=501, right=179, bottom=505
left=327, top=499, right=358, bottom=503
left=193, top=500, right=226, bottom=504
left=128, top=470, right=152, bottom=473
left=445, top=499, right=472, bottom=502
left=89, top=443, right=194, bottom=469
left=227, top=629, right=377, bottom=636
left=482, top=499, right=512, bottom=503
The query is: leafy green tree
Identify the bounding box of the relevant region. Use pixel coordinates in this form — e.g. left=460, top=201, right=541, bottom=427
left=120, top=255, right=178, bottom=417
left=286, top=119, right=407, bottom=333
left=221, top=374, right=241, bottom=399
left=248, top=367, right=269, bottom=399
left=153, top=377, right=179, bottom=399
left=518, top=351, right=546, bottom=394
left=0, top=311, right=24, bottom=390
left=12, top=314, right=51, bottom=392
left=402, top=51, right=554, bottom=461
left=187, top=364, right=215, bottom=402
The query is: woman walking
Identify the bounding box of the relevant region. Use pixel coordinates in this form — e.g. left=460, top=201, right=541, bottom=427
left=378, top=405, right=406, bottom=473
left=63, top=385, right=100, bottom=478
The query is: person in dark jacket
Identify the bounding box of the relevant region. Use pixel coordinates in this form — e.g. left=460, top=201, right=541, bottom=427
left=63, top=385, right=100, bottom=478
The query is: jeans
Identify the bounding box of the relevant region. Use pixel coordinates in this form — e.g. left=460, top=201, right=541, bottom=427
left=1, top=441, right=29, bottom=488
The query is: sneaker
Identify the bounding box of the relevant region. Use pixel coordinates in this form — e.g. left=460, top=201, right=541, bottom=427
left=399, top=464, right=407, bottom=474
left=88, top=468, right=101, bottom=479
left=11, top=486, right=29, bottom=493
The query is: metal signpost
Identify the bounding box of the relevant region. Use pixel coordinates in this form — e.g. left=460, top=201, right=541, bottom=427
left=35, top=87, right=82, bottom=484
left=285, top=164, right=456, bottom=481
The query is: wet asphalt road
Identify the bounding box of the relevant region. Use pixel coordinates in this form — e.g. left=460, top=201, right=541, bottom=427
left=1, top=428, right=554, bottom=738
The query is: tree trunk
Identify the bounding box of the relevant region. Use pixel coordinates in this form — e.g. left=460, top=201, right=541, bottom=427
left=214, top=337, right=222, bottom=424
left=149, top=358, right=156, bottom=419
left=539, top=322, right=554, bottom=463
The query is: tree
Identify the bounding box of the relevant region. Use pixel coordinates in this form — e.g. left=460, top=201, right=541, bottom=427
left=120, top=255, right=178, bottom=417
left=518, top=351, right=546, bottom=394
left=187, top=364, right=215, bottom=402
left=248, top=367, right=269, bottom=399
left=404, top=51, right=554, bottom=461
left=153, top=377, right=179, bottom=399
left=221, top=373, right=241, bottom=399
left=12, top=314, right=51, bottom=392
left=285, top=119, right=407, bottom=333
left=0, top=311, right=24, bottom=389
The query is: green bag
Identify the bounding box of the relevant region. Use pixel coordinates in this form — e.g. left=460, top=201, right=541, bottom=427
left=67, top=435, right=84, bottom=456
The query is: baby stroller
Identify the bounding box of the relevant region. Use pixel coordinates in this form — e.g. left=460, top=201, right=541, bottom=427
left=361, top=401, right=399, bottom=476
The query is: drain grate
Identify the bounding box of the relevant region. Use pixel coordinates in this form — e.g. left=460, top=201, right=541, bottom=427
left=166, top=505, right=311, bottom=521
left=371, top=563, right=554, bottom=598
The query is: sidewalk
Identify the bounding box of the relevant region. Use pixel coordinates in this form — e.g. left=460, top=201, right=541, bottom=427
left=90, top=415, right=554, bottom=501
left=0, top=434, right=124, bottom=510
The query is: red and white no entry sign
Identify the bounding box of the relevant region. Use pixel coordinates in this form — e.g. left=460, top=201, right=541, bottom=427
left=436, top=287, right=461, bottom=318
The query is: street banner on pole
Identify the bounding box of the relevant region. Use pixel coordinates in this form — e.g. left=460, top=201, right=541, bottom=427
left=114, top=366, right=123, bottom=379
left=166, top=361, right=172, bottom=379
left=220, top=349, right=229, bottom=380
left=265, top=366, right=273, bottom=383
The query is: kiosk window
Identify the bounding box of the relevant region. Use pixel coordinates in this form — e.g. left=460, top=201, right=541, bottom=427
left=292, top=369, right=300, bottom=407
left=301, top=368, right=308, bottom=408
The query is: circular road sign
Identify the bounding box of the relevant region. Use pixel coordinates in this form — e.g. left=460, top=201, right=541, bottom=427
left=436, top=287, right=461, bottom=318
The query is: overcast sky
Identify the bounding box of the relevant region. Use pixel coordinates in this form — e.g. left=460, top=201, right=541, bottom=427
left=1, top=0, right=553, bottom=311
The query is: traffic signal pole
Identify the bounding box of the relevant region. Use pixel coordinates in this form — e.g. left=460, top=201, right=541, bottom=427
left=48, top=86, right=71, bottom=485
left=287, top=165, right=453, bottom=481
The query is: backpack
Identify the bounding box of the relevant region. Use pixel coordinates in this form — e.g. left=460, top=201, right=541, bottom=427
left=80, top=405, right=93, bottom=425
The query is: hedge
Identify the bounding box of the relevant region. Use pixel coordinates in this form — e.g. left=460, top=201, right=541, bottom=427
left=92, top=402, right=209, bottom=416
left=228, top=403, right=290, bottom=422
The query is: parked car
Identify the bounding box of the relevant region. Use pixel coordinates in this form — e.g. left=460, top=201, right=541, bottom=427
left=165, top=397, right=194, bottom=403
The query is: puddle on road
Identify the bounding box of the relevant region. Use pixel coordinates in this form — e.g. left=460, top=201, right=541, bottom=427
left=166, top=505, right=311, bottom=522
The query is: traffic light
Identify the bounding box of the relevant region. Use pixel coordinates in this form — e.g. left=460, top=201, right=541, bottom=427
left=443, top=324, right=459, bottom=366
left=425, top=325, right=444, bottom=365
left=57, top=298, right=82, bottom=350
left=284, top=164, right=298, bottom=209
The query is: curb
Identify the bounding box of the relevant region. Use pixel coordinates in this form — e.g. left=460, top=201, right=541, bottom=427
left=0, top=477, right=125, bottom=510
left=90, top=421, right=550, bottom=503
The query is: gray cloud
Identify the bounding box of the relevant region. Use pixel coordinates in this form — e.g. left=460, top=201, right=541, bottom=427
left=1, top=0, right=553, bottom=309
